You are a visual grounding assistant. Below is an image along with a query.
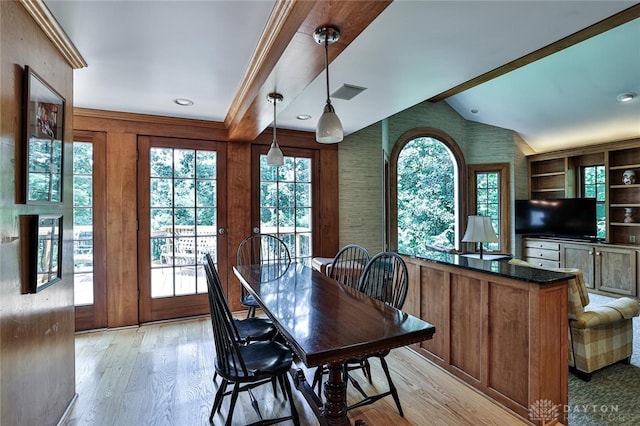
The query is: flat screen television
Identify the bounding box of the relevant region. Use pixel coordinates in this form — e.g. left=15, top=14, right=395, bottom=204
left=515, top=198, right=597, bottom=239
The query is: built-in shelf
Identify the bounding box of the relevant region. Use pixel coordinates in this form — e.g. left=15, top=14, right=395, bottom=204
left=610, top=164, right=640, bottom=170
left=610, top=222, right=640, bottom=227
left=531, top=188, right=565, bottom=193
left=530, top=172, right=565, bottom=178
left=610, top=204, right=640, bottom=208
left=610, top=184, right=640, bottom=189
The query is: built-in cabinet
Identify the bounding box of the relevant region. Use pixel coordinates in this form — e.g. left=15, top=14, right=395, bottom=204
left=608, top=147, right=640, bottom=245
left=525, top=139, right=640, bottom=298
left=529, top=157, right=571, bottom=199
left=525, top=237, right=638, bottom=297
left=528, top=138, right=640, bottom=247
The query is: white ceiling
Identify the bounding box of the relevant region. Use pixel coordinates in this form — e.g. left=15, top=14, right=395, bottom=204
left=45, top=0, right=640, bottom=153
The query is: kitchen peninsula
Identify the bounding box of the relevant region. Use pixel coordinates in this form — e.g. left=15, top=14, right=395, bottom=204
left=401, top=250, right=573, bottom=423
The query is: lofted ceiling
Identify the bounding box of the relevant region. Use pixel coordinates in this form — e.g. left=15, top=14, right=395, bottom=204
left=43, top=0, right=640, bottom=154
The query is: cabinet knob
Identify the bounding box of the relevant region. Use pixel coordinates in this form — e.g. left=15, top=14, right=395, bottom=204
left=589, top=251, right=593, bottom=255
left=596, top=252, right=602, bottom=256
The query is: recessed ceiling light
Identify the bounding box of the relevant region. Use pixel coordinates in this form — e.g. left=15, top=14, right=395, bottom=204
left=617, top=93, right=637, bottom=103
left=174, top=98, right=194, bottom=106
left=470, top=109, right=479, bottom=114
left=297, top=114, right=312, bottom=120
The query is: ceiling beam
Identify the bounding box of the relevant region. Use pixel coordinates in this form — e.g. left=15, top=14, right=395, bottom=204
left=225, top=0, right=392, bottom=142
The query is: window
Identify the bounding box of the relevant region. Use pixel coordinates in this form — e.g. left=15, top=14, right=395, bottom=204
left=390, top=129, right=466, bottom=255
left=73, top=142, right=94, bottom=305
left=258, top=154, right=313, bottom=265
left=468, top=164, right=510, bottom=253
left=582, top=165, right=606, bottom=239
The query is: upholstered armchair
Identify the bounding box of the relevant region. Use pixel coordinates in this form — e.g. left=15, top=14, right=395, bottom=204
left=509, top=259, right=639, bottom=381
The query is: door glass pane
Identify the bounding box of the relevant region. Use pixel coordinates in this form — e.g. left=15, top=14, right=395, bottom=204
left=150, top=148, right=216, bottom=298
left=259, top=155, right=313, bottom=265
left=73, top=142, right=94, bottom=306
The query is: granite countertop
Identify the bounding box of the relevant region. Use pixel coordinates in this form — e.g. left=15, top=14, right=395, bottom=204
left=400, top=249, right=575, bottom=285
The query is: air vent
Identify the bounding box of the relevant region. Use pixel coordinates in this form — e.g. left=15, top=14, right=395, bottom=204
left=331, top=84, right=367, bottom=100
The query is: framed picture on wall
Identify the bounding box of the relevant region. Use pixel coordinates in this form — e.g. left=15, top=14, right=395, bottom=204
left=20, top=214, right=63, bottom=293
left=20, top=65, right=65, bottom=204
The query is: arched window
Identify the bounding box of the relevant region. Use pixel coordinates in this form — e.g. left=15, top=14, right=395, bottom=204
left=389, top=128, right=466, bottom=254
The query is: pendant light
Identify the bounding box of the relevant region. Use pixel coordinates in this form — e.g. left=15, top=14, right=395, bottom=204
left=313, top=26, right=343, bottom=143
left=266, top=92, right=284, bottom=167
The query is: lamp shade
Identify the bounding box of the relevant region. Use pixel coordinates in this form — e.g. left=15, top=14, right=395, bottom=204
left=316, top=103, right=343, bottom=143
left=462, top=215, right=498, bottom=243
left=266, top=141, right=284, bottom=166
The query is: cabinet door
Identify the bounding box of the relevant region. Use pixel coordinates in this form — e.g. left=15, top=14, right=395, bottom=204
left=596, top=246, right=637, bottom=296
left=561, top=243, right=595, bottom=289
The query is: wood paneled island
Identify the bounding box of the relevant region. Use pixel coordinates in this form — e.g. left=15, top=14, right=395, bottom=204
left=401, top=251, right=572, bottom=424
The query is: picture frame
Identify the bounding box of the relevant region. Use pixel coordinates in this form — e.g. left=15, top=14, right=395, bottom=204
left=21, top=65, right=65, bottom=204
left=20, top=214, right=63, bottom=293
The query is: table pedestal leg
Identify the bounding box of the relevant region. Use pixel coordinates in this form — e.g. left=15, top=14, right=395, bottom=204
left=323, top=362, right=349, bottom=426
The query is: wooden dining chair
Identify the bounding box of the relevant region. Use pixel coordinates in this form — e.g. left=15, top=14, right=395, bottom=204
left=204, top=253, right=277, bottom=344
left=348, top=251, right=409, bottom=416
left=204, top=258, right=300, bottom=426
left=327, top=244, right=370, bottom=289
left=236, top=234, right=292, bottom=317
left=312, top=244, right=370, bottom=394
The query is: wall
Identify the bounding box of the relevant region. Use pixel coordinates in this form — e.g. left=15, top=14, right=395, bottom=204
left=74, top=110, right=339, bottom=322
left=0, top=2, right=75, bottom=425
left=340, top=100, right=531, bottom=255
left=338, top=121, right=385, bottom=254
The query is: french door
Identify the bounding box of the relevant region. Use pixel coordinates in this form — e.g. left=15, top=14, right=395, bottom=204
left=251, top=145, right=320, bottom=266
left=138, top=136, right=227, bottom=322
left=73, top=130, right=108, bottom=331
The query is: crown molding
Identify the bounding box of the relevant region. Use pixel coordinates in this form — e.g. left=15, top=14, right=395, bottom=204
left=20, top=0, right=87, bottom=69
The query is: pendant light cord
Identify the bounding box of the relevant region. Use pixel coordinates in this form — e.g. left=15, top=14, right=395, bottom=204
left=324, top=33, right=331, bottom=106
left=272, top=95, right=277, bottom=141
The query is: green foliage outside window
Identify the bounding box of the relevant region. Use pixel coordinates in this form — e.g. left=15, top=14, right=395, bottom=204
left=397, top=137, right=456, bottom=254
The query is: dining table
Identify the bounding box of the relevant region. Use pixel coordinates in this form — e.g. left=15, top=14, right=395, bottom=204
left=233, top=261, right=436, bottom=426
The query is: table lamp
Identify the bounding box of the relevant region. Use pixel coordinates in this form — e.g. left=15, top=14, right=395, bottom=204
left=462, top=215, right=498, bottom=259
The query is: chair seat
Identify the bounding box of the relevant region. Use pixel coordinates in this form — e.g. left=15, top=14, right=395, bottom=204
left=241, top=293, right=260, bottom=308
left=217, top=341, right=293, bottom=381
left=235, top=317, right=277, bottom=342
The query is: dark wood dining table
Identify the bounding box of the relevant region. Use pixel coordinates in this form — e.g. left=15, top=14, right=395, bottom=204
left=233, top=262, right=436, bottom=426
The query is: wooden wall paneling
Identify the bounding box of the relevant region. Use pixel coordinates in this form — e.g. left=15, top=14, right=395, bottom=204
left=318, top=148, right=339, bottom=257
left=419, top=266, right=447, bottom=361
left=74, top=108, right=228, bottom=142
left=449, top=274, right=482, bottom=381
left=227, top=141, right=252, bottom=312
left=404, top=261, right=420, bottom=318
left=533, top=284, right=569, bottom=423
left=486, top=282, right=529, bottom=407
left=1, top=2, right=75, bottom=425
left=106, top=132, right=139, bottom=327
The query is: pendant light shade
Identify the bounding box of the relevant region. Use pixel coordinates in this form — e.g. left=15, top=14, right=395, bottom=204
left=314, top=26, right=343, bottom=144
left=266, top=93, right=284, bottom=167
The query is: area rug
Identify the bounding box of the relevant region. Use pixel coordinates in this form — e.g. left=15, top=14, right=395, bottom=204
left=568, top=294, right=640, bottom=425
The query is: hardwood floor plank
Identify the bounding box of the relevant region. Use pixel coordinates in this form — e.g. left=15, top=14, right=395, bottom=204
left=64, top=317, right=528, bottom=426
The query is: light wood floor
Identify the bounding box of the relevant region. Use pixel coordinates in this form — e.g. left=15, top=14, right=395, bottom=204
left=63, top=316, right=529, bottom=426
